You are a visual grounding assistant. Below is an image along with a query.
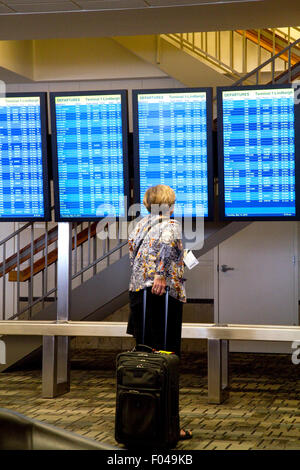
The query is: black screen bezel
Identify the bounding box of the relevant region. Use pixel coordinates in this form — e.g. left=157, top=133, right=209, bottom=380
left=50, top=90, right=130, bottom=222
left=0, top=92, right=51, bottom=222
left=217, top=83, right=300, bottom=221
left=132, top=87, right=214, bottom=220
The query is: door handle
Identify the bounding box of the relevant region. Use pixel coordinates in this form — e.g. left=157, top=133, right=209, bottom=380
left=220, top=264, right=235, bottom=272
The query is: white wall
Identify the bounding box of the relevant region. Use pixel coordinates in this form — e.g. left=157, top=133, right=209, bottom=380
left=185, top=249, right=214, bottom=300
left=33, top=37, right=168, bottom=82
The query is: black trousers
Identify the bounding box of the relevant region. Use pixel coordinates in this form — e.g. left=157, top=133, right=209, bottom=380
left=127, top=287, right=183, bottom=357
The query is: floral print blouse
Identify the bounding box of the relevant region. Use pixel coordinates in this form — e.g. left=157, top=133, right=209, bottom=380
left=128, top=214, right=186, bottom=302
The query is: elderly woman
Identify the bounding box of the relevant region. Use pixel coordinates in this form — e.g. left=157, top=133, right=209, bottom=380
left=127, top=184, right=192, bottom=440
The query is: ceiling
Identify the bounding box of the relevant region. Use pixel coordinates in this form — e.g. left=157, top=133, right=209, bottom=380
left=0, top=0, right=298, bottom=40
left=0, top=0, right=262, bottom=14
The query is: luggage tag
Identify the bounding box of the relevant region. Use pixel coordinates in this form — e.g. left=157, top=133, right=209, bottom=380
left=155, top=350, right=175, bottom=355
left=183, top=250, right=199, bottom=270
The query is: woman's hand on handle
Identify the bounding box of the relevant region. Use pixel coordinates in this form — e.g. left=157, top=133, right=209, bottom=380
left=152, top=275, right=166, bottom=296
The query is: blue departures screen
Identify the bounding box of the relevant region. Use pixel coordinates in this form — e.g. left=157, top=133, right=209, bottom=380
left=0, top=96, right=45, bottom=218
left=137, top=92, right=209, bottom=217
left=222, top=88, right=295, bottom=217
left=55, top=94, right=125, bottom=218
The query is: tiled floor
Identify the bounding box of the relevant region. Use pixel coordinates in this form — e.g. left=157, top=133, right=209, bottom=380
left=0, top=350, right=300, bottom=450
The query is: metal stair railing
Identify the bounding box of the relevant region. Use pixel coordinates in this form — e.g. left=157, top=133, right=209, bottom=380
left=161, top=32, right=243, bottom=81
left=161, top=30, right=300, bottom=83
left=0, top=216, right=128, bottom=322
left=236, top=29, right=300, bottom=65
left=8, top=236, right=128, bottom=321
left=273, top=27, right=300, bottom=49
left=232, top=37, right=300, bottom=86
left=0, top=207, right=56, bottom=321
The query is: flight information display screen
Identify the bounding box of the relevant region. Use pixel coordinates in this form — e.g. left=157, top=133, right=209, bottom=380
left=0, top=94, right=49, bottom=220
left=218, top=86, right=297, bottom=219
left=133, top=89, right=213, bottom=218
left=51, top=91, right=129, bottom=221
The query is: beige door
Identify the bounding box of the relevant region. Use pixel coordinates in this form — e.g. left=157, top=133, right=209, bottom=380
left=215, top=222, right=298, bottom=353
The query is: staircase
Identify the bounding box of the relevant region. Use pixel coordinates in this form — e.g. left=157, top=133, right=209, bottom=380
left=160, top=27, right=300, bottom=85
left=235, top=29, right=300, bottom=66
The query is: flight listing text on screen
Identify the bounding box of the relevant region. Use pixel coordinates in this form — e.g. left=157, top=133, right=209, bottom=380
left=0, top=97, right=45, bottom=218
left=222, top=88, right=295, bottom=217
left=55, top=94, right=125, bottom=218
left=137, top=92, right=209, bottom=217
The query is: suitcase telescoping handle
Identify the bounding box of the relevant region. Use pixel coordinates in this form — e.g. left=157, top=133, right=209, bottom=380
left=164, top=286, right=169, bottom=350
left=142, top=286, right=170, bottom=350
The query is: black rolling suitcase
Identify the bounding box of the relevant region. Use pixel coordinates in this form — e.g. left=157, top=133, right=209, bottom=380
left=115, top=287, right=180, bottom=449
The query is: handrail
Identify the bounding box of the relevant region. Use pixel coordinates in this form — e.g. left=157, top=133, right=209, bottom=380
left=8, top=222, right=98, bottom=282
left=0, top=225, right=58, bottom=278
left=0, top=207, right=56, bottom=319
left=8, top=248, right=58, bottom=282
left=268, top=60, right=300, bottom=84
left=1, top=320, right=300, bottom=342
left=9, top=286, right=57, bottom=321
left=0, top=206, right=56, bottom=278
left=273, top=27, right=300, bottom=46
left=0, top=222, right=32, bottom=247
left=0, top=211, right=128, bottom=320
left=162, top=33, right=242, bottom=80
left=235, top=29, right=299, bottom=64
left=162, top=31, right=300, bottom=89
left=8, top=239, right=128, bottom=320
left=0, top=206, right=55, bottom=247
left=72, top=239, right=128, bottom=281
left=232, top=36, right=300, bottom=86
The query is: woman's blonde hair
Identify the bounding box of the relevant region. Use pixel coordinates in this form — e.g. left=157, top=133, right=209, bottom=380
left=143, top=185, right=176, bottom=213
